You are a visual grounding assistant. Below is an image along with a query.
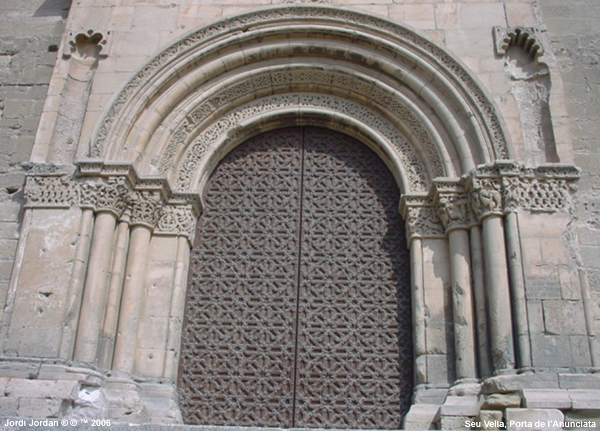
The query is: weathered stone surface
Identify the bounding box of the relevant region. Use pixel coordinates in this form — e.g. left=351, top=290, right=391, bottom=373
left=522, top=389, right=572, bottom=409
left=440, top=396, right=482, bottom=417
left=482, top=392, right=522, bottom=410
left=0, top=0, right=598, bottom=427
left=568, top=390, right=600, bottom=410
left=483, top=374, right=560, bottom=394
left=403, top=404, right=439, bottom=430
left=477, top=410, right=504, bottom=430
left=564, top=410, right=600, bottom=430
left=505, top=408, right=565, bottom=431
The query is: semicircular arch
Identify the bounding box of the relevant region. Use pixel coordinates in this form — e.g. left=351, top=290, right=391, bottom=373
left=89, top=5, right=511, bottom=195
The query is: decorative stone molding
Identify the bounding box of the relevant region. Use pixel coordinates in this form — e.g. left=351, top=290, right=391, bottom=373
left=24, top=174, right=79, bottom=208
left=91, top=5, right=510, bottom=174
left=62, top=29, right=111, bottom=59
left=400, top=194, right=445, bottom=242
left=469, top=177, right=504, bottom=221
left=22, top=163, right=202, bottom=241
left=432, top=180, right=475, bottom=232
left=157, top=205, right=197, bottom=240
left=493, top=27, right=543, bottom=59
left=469, top=162, right=580, bottom=216
left=160, top=68, right=445, bottom=189
left=128, top=191, right=163, bottom=228
left=175, top=94, right=430, bottom=191
left=400, top=162, right=580, bottom=242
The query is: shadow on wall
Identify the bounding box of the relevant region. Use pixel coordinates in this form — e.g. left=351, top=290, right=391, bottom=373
left=34, top=0, right=72, bottom=18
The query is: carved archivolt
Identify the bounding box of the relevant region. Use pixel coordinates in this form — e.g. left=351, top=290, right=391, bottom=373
left=89, top=6, right=511, bottom=196
left=23, top=163, right=201, bottom=241
left=175, top=94, right=430, bottom=191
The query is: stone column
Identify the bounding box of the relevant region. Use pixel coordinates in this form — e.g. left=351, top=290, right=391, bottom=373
left=74, top=211, right=117, bottom=363
left=504, top=211, right=531, bottom=369
left=48, top=31, right=108, bottom=164
left=471, top=176, right=516, bottom=373
left=112, top=224, right=152, bottom=373
left=469, top=225, right=492, bottom=377
left=436, top=188, right=477, bottom=382
left=410, top=237, right=427, bottom=385
left=98, top=218, right=130, bottom=369
left=482, top=214, right=515, bottom=372
left=163, top=235, right=191, bottom=380
left=112, top=191, right=162, bottom=374
left=59, top=208, right=95, bottom=359
left=448, top=228, right=477, bottom=381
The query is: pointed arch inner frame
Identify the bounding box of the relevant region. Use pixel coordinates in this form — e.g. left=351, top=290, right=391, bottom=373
left=90, top=5, right=511, bottom=195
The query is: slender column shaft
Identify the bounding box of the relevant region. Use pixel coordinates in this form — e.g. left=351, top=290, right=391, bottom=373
left=410, top=238, right=426, bottom=385
left=163, top=236, right=191, bottom=380
left=469, top=225, right=492, bottom=377
left=0, top=208, right=34, bottom=352
left=448, top=228, right=477, bottom=380
left=60, top=208, right=95, bottom=359
left=113, top=225, right=152, bottom=373
left=504, top=212, right=531, bottom=369
left=578, top=269, right=599, bottom=366
left=74, top=212, right=117, bottom=363
left=98, top=219, right=130, bottom=369
left=482, top=215, right=515, bottom=372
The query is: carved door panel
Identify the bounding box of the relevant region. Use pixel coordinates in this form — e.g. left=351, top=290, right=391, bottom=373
left=179, top=127, right=412, bottom=429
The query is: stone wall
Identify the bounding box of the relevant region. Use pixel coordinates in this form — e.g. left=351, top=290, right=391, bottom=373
left=539, top=0, right=600, bottom=366
left=0, top=0, right=69, bottom=324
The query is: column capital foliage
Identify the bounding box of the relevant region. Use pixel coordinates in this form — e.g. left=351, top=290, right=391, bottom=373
left=23, top=162, right=201, bottom=242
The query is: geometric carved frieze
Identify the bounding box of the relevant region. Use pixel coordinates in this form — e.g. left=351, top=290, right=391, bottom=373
left=23, top=162, right=201, bottom=242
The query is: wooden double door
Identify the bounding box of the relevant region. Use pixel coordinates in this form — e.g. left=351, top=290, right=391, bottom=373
left=179, top=127, right=413, bottom=429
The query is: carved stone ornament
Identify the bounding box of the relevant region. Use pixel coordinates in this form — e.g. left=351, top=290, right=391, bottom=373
left=399, top=162, right=581, bottom=240
left=62, top=29, right=111, bottom=59
left=400, top=194, right=445, bottom=242
left=91, top=6, right=509, bottom=162
left=467, top=162, right=581, bottom=219
left=493, top=26, right=543, bottom=59
left=23, top=163, right=201, bottom=241
left=175, top=94, right=430, bottom=191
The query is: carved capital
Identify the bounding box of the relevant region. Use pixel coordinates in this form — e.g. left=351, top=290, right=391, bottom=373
left=156, top=205, right=197, bottom=241
left=128, top=190, right=163, bottom=228
left=81, top=177, right=130, bottom=216
left=400, top=194, right=445, bottom=242
left=432, top=180, right=474, bottom=231
left=469, top=177, right=504, bottom=221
